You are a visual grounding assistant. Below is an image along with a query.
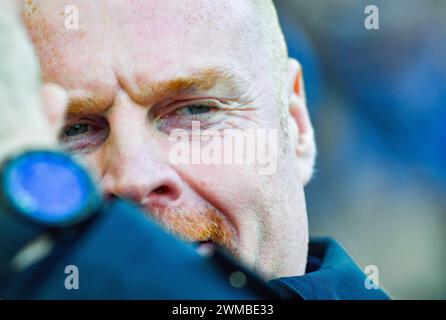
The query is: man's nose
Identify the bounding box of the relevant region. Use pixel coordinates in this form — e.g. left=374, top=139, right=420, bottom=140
left=103, top=159, right=184, bottom=206
left=101, top=95, right=183, bottom=206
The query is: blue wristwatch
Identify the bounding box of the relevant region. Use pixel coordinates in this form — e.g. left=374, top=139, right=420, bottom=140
left=0, top=150, right=101, bottom=271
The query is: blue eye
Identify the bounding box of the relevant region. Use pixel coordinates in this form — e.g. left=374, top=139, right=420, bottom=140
left=64, top=124, right=89, bottom=137
left=186, top=105, right=211, bottom=115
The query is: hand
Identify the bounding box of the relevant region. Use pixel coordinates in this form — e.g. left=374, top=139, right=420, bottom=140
left=0, top=1, right=67, bottom=164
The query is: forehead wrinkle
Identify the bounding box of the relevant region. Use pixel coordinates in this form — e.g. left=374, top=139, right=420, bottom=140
left=66, top=67, right=245, bottom=115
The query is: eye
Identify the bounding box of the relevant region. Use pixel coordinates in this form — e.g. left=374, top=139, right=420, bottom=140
left=175, top=105, right=212, bottom=115
left=59, top=116, right=109, bottom=153
left=154, top=101, right=223, bottom=134
left=64, top=123, right=90, bottom=137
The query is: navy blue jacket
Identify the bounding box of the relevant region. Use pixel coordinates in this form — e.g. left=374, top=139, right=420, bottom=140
left=270, top=238, right=390, bottom=299
left=0, top=200, right=390, bottom=300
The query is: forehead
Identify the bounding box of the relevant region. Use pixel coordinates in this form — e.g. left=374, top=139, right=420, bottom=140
left=22, top=0, right=266, bottom=99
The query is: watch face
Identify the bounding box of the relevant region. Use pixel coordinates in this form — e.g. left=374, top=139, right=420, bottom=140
left=2, top=151, right=100, bottom=227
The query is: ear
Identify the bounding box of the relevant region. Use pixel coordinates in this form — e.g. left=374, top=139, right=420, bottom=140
left=40, top=83, right=68, bottom=136
left=286, top=58, right=316, bottom=185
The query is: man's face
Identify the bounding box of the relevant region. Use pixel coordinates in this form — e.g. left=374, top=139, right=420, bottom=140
left=22, top=0, right=313, bottom=279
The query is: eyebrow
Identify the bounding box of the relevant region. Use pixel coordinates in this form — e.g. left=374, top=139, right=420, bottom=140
left=67, top=67, right=243, bottom=115
left=67, top=95, right=109, bottom=115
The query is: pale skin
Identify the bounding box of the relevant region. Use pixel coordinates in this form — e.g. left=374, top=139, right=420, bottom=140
left=2, top=0, right=316, bottom=279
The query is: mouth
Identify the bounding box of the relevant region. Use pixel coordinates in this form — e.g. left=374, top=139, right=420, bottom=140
left=194, top=240, right=218, bottom=256
left=139, top=202, right=238, bottom=255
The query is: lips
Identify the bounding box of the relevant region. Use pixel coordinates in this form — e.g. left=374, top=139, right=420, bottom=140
left=194, top=240, right=217, bottom=256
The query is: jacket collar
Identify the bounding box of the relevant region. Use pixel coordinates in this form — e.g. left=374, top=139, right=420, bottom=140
left=269, top=237, right=391, bottom=300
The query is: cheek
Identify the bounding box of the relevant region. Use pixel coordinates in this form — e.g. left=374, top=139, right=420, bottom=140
left=181, top=164, right=260, bottom=205
left=176, top=163, right=270, bottom=235
left=71, top=150, right=107, bottom=185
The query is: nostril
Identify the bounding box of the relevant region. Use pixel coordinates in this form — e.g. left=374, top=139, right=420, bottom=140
left=153, top=186, right=169, bottom=195
left=150, top=183, right=182, bottom=202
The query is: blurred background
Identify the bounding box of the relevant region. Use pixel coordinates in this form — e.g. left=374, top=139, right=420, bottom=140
left=274, top=0, right=446, bottom=299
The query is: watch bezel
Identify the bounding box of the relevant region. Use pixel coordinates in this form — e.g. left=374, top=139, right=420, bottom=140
left=0, top=150, right=101, bottom=228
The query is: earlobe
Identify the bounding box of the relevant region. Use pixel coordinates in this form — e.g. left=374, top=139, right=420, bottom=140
left=287, top=58, right=316, bottom=185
